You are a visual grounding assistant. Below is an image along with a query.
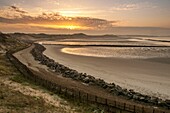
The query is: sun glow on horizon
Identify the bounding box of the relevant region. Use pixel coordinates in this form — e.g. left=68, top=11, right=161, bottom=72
left=29, top=24, right=91, bottom=30
left=65, top=25, right=78, bottom=30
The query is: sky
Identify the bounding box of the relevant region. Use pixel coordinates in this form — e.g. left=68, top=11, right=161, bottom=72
left=0, top=0, right=170, bottom=34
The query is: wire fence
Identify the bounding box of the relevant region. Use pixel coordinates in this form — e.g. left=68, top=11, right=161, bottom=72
left=6, top=51, right=169, bottom=113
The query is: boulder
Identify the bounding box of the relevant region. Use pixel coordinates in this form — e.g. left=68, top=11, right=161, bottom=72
left=102, top=84, right=108, bottom=89
left=121, top=89, right=128, bottom=96
left=133, top=95, right=139, bottom=100
left=83, top=77, right=90, bottom=83
left=127, top=93, right=133, bottom=99
left=165, top=99, right=170, bottom=105
left=149, top=97, right=159, bottom=105
left=107, top=83, right=115, bottom=89
left=129, top=89, right=135, bottom=93
left=165, top=100, right=170, bottom=109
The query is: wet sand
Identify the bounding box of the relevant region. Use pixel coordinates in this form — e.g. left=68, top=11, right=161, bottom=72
left=43, top=45, right=170, bottom=100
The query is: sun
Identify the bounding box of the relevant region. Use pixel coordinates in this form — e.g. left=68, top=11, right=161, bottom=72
left=65, top=25, right=78, bottom=30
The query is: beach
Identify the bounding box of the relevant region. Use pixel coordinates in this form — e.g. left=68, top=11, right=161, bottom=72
left=43, top=44, right=170, bottom=100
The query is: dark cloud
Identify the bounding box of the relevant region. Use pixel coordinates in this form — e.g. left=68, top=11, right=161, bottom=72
left=10, top=5, right=28, bottom=14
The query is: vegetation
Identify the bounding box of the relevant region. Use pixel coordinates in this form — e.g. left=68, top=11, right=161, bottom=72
left=0, top=83, right=59, bottom=113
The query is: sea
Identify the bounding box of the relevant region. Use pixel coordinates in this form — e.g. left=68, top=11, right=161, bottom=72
left=42, top=36, right=170, bottom=59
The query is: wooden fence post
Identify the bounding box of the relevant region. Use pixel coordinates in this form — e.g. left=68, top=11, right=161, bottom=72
left=72, top=89, right=75, bottom=99
left=153, top=109, right=155, bottom=113
left=105, top=99, right=108, bottom=105
left=34, top=76, right=36, bottom=82
left=105, top=99, right=109, bottom=112
left=134, top=105, right=136, bottom=113
left=86, top=93, right=88, bottom=102
left=142, top=107, right=144, bottom=113
left=95, top=96, right=97, bottom=103
left=124, top=103, right=126, bottom=110
left=78, top=91, right=81, bottom=102
left=65, top=88, right=67, bottom=96
left=59, top=85, right=61, bottom=94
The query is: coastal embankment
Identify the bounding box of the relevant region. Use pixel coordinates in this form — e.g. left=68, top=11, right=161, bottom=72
left=11, top=42, right=169, bottom=112
left=30, top=43, right=170, bottom=111
left=43, top=44, right=170, bottom=100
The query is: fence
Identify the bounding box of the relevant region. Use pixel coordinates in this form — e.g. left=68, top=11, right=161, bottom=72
left=6, top=51, right=169, bottom=113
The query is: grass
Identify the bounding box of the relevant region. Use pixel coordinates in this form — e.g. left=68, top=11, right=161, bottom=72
left=0, top=57, right=55, bottom=112
left=0, top=83, right=62, bottom=113
left=0, top=55, right=20, bottom=76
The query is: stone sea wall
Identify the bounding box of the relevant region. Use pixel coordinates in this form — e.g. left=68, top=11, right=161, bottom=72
left=30, top=43, right=170, bottom=109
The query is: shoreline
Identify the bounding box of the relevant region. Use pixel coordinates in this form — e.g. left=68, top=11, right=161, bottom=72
left=11, top=43, right=169, bottom=112
left=43, top=44, right=170, bottom=101
left=12, top=42, right=170, bottom=110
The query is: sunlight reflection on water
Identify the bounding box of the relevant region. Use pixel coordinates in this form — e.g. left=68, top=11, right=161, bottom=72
left=40, top=36, right=170, bottom=58
left=61, top=47, right=170, bottom=58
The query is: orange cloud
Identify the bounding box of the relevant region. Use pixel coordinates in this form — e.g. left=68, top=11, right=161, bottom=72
left=0, top=6, right=117, bottom=30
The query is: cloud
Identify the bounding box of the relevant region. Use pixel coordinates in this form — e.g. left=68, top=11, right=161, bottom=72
left=10, top=5, right=28, bottom=14
left=0, top=5, right=29, bottom=19
left=0, top=6, right=117, bottom=30
left=46, top=0, right=60, bottom=5
left=111, top=4, right=139, bottom=11
left=111, top=2, right=157, bottom=11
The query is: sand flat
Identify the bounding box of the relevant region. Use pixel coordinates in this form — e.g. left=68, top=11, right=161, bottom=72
left=43, top=45, right=170, bottom=100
